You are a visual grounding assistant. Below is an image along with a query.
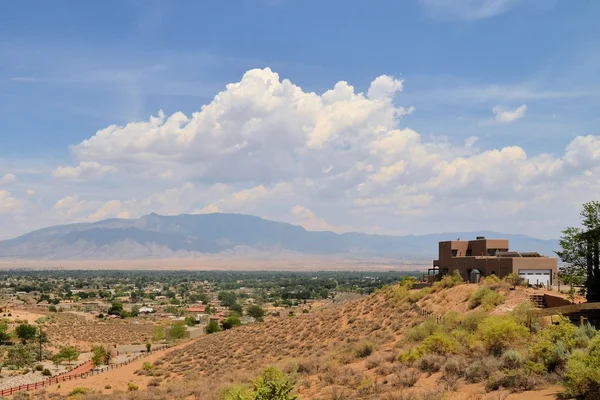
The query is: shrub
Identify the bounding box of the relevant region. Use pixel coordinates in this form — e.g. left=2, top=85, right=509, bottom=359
left=468, top=287, right=504, bottom=310
left=354, top=341, right=374, bottom=358
left=563, top=335, right=600, bottom=399
left=405, top=320, right=440, bottom=342
left=393, top=368, right=420, bottom=387
left=143, top=362, right=153, bottom=371
left=127, top=382, right=139, bottom=391
left=501, top=349, right=523, bottom=369
left=462, top=311, right=486, bottom=332
left=476, top=316, right=528, bottom=355
left=432, top=271, right=463, bottom=292
left=104, top=384, right=111, bottom=389
left=69, top=387, right=89, bottom=396
left=42, top=368, right=52, bottom=376
left=465, top=358, right=500, bottom=383
left=421, top=332, right=459, bottom=355
left=35, top=364, right=43, bottom=372
left=486, top=370, right=541, bottom=392
left=418, top=354, right=445, bottom=374
left=441, top=357, right=467, bottom=380
left=253, top=367, right=297, bottom=400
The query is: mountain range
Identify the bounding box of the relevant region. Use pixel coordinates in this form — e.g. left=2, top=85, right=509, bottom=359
left=0, top=213, right=560, bottom=260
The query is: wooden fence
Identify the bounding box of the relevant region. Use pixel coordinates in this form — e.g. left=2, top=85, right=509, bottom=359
left=0, top=345, right=170, bottom=397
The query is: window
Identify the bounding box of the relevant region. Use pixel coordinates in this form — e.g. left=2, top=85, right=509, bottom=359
left=466, top=249, right=472, bottom=256
left=487, top=249, right=497, bottom=256
left=451, top=250, right=457, bottom=257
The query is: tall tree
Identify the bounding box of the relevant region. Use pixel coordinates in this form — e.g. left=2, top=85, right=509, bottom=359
left=556, top=201, right=600, bottom=302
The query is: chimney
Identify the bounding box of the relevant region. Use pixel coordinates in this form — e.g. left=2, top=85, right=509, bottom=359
left=476, top=236, right=485, bottom=240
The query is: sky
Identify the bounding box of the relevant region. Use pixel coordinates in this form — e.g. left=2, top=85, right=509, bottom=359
left=1, top=0, right=599, bottom=240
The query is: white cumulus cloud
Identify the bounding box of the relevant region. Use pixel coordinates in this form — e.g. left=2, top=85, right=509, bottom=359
left=0, top=174, right=17, bottom=185
left=53, top=161, right=117, bottom=180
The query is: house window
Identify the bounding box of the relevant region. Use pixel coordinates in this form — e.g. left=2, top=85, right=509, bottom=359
left=466, top=249, right=472, bottom=256
left=487, top=249, right=497, bottom=256
left=451, top=250, right=457, bottom=257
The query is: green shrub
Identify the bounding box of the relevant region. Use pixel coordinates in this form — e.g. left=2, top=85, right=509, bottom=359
left=35, top=364, right=43, bottom=372
left=468, top=287, right=504, bottom=310
left=127, top=382, right=139, bottom=391
left=421, top=332, right=459, bottom=355
left=476, top=316, right=529, bottom=355
left=42, top=368, right=52, bottom=376
left=405, top=320, right=440, bottom=342
left=69, top=387, right=89, bottom=396
left=432, top=271, right=463, bottom=292
left=408, top=288, right=431, bottom=304
left=104, top=384, right=111, bottom=390
left=253, top=367, right=297, bottom=400
left=501, top=349, right=523, bottom=369
left=143, top=362, right=153, bottom=371
left=462, top=311, right=486, bottom=332
left=563, top=335, right=600, bottom=399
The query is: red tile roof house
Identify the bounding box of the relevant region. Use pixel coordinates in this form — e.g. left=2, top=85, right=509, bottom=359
left=187, top=306, right=205, bottom=313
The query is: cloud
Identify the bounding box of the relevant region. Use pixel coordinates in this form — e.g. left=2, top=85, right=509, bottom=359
left=2, top=68, right=600, bottom=239
left=290, top=206, right=353, bottom=233
left=53, top=161, right=117, bottom=180
left=492, top=104, right=527, bottom=123
left=0, top=191, right=22, bottom=214
left=419, top=0, right=522, bottom=20
left=0, top=174, right=17, bottom=185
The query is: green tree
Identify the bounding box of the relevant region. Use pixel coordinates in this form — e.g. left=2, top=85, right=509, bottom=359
left=556, top=201, right=600, bottom=301
left=15, top=324, right=37, bottom=344
left=0, top=320, right=10, bottom=342
left=152, top=326, right=166, bottom=341
left=48, top=305, right=58, bottom=312
left=57, top=346, right=80, bottom=365
left=91, top=345, right=108, bottom=368
left=222, top=315, right=241, bottom=330
left=107, top=301, right=124, bottom=316
left=246, top=305, right=265, bottom=319
left=184, top=316, right=197, bottom=327
left=169, top=322, right=186, bottom=340
left=6, top=345, right=36, bottom=368
left=205, top=320, right=221, bottom=334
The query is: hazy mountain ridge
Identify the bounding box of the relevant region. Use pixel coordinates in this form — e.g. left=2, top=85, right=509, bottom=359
left=0, top=213, right=560, bottom=260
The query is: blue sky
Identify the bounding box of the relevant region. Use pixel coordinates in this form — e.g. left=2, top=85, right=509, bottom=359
left=1, top=0, right=599, bottom=240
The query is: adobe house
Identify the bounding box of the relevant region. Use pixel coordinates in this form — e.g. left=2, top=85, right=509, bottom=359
left=429, top=236, right=558, bottom=285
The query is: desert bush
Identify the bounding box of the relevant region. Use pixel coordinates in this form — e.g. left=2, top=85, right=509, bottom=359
left=432, top=271, right=463, bottom=292
left=511, top=302, right=541, bottom=328
left=465, top=358, right=500, bottom=383
left=42, top=368, right=52, bottom=376
left=408, top=288, right=431, bottom=304
left=441, top=356, right=467, bottom=380
left=35, top=364, right=43, bottom=372
left=104, top=384, right=111, bottom=389
left=148, top=377, right=163, bottom=387
left=393, top=368, right=420, bottom=387
left=462, top=311, right=486, bottom=332
left=563, top=335, right=600, bottom=399
left=468, top=287, right=504, bottom=310
left=354, top=341, right=374, bottom=358
left=418, top=354, right=445, bottom=374
left=572, top=322, right=597, bottom=349
left=421, top=332, right=459, bottom=355
left=253, top=367, right=297, bottom=400
left=127, top=382, right=139, bottom=391
left=501, top=349, right=523, bottom=369
left=476, top=316, right=528, bottom=355
left=69, top=387, right=89, bottom=396
left=405, top=320, right=440, bottom=342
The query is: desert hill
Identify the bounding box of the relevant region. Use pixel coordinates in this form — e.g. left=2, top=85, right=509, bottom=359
left=41, top=278, right=599, bottom=400
left=0, top=213, right=559, bottom=260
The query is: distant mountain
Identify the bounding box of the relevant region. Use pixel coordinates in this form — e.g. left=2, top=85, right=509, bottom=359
left=0, top=213, right=560, bottom=260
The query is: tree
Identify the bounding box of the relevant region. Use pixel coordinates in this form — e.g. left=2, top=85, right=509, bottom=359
left=7, top=345, right=36, bottom=368
left=184, top=316, right=197, bottom=327
left=91, top=346, right=107, bottom=369
left=57, top=346, right=80, bottom=365
left=556, top=201, right=600, bottom=302
left=152, top=326, right=166, bottom=341
left=48, top=305, right=58, bottom=312
left=205, top=320, right=221, bottom=334
left=146, top=343, right=151, bottom=353
left=0, top=320, right=10, bottom=342
left=35, top=329, right=48, bottom=362
left=15, top=324, right=37, bottom=344
left=222, top=315, right=241, bottom=330
left=107, top=301, right=124, bottom=316
left=246, top=305, right=265, bottom=319
left=169, top=322, right=186, bottom=340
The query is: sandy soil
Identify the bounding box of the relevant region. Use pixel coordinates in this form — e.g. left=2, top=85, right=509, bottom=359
left=2, top=310, right=46, bottom=324
left=40, top=342, right=187, bottom=396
